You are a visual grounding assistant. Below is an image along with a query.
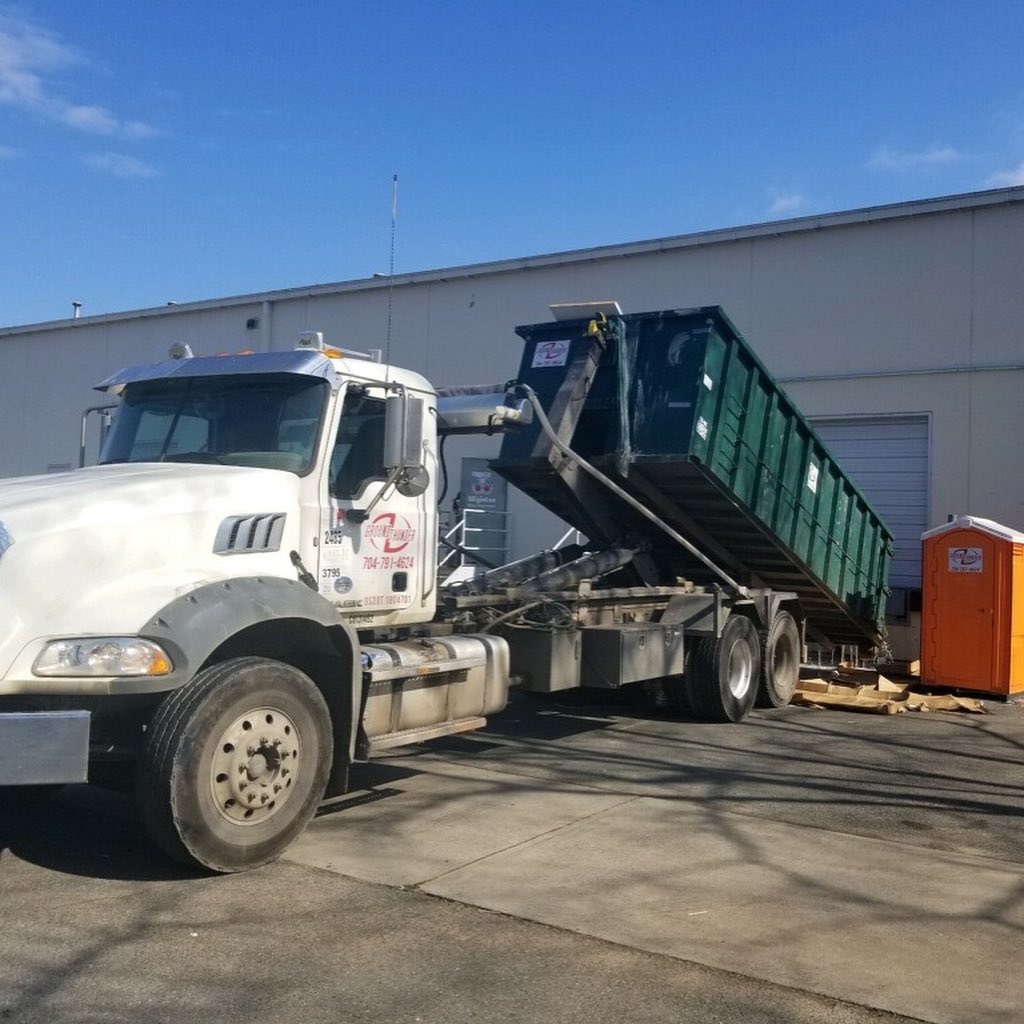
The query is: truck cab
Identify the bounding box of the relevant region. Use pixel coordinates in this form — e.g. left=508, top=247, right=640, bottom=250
left=0, top=337, right=508, bottom=871
left=99, top=340, right=439, bottom=628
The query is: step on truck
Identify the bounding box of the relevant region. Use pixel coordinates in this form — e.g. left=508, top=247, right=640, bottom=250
left=0, top=303, right=893, bottom=872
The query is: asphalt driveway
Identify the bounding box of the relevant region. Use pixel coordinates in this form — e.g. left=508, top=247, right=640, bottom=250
left=1, top=688, right=1021, bottom=1024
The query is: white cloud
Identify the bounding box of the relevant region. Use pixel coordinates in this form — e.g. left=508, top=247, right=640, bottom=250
left=61, top=104, right=158, bottom=140
left=868, top=145, right=962, bottom=171
left=0, top=10, right=79, bottom=108
left=123, top=119, right=160, bottom=140
left=767, top=193, right=806, bottom=217
left=84, top=152, right=159, bottom=179
left=62, top=103, right=119, bottom=134
left=986, top=161, right=1024, bottom=187
left=0, top=11, right=159, bottom=140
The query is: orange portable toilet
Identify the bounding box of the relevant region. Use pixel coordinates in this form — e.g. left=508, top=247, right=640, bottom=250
left=921, top=515, right=1024, bottom=695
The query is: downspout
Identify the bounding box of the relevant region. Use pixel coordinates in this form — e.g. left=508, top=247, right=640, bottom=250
left=261, top=300, right=273, bottom=352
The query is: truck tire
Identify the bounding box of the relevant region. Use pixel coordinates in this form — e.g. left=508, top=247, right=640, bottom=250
left=137, top=657, right=333, bottom=873
left=650, top=649, right=695, bottom=716
left=689, top=615, right=761, bottom=722
left=757, top=610, right=801, bottom=708
left=0, top=784, right=61, bottom=808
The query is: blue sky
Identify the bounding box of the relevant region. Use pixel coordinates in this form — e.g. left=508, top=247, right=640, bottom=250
left=2, top=0, right=1023, bottom=328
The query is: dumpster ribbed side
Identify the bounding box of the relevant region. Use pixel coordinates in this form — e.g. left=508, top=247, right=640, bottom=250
left=493, top=307, right=893, bottom=646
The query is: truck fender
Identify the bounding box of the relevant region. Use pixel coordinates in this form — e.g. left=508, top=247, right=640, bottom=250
left=138, top=576, right=362, bottom=781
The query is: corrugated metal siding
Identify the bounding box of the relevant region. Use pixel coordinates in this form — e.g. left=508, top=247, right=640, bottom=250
left=811, top=416, right=929, bottom=589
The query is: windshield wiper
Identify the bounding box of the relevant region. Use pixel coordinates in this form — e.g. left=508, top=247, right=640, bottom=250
left=160, top=451, right=226, bottom=464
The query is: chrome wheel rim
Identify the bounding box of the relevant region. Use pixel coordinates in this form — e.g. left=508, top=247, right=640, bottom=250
left=727, top=642, right=754, bottom=699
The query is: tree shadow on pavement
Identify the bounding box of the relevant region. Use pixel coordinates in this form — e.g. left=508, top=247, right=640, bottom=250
left=0, top=784, right=197, bottom=882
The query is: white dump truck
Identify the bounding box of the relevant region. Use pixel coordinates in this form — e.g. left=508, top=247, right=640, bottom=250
left=0, top=305, right=891, bottom=871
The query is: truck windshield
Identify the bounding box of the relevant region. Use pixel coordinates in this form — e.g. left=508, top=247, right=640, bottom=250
left=99, top=373, right=328, bottom=474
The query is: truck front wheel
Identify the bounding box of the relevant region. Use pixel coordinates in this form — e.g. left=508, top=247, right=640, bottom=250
left=137, top=657, right=333, bottom=873
left=689, top=615, right=761, bottom=722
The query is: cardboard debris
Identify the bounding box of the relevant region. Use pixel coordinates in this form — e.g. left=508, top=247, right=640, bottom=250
left=904, top=692, right=988, bottom=714
left=888, top=659, right=921, bottom=678
left=793, top=674, right=986, bottom=715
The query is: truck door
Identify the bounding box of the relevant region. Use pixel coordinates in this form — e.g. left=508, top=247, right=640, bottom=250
left=317, top=387, right=432, bottom=624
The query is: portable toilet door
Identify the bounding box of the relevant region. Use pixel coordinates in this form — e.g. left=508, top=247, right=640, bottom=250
left=920, top=515, right=1024, bottom=695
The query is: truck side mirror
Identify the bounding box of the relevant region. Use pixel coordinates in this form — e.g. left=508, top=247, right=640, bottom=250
left=384, top=393, right=429, bottom=498
left=384, top=393, right=425, bottom=471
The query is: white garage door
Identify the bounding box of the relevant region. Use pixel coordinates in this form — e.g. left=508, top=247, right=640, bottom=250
left=810, top=415, right=929, bottom=590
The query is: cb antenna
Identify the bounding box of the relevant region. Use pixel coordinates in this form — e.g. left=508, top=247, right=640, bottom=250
left=385, top=173, right=397, bottom=368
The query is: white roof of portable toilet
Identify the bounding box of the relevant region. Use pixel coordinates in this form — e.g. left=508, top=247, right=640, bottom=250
left=922, top=515, right=1024, bottom=544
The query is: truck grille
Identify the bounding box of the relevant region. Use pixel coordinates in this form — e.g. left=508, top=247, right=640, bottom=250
left=214, top=514, right=286, bottom=554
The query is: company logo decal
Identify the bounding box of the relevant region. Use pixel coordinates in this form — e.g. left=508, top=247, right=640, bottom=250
left=471, top=470, right=493, bottom=496
left=366, top=512, right=415, bottom=554
left=948, top=546, right=983, bottom=573
left=531, top=340, right=570, bottom=368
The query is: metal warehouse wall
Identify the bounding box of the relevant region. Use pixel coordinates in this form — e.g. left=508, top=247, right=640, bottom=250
left=2, top=189, right=1023, bottom=596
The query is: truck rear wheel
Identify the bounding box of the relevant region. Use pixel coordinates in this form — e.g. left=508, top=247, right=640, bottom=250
left=137, top=657, right=332, bottom=873
left=689, top=615, right=761, bottom=722
left=757, top=610, right=801, bottom=708
left=650, top=649, right=695, bottom=716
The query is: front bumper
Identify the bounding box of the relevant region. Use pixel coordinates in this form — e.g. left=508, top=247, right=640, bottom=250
left=0, top=711, right=90, bottom=785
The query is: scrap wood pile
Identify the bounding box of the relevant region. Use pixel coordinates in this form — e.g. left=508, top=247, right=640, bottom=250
left=794, top=668, right=986, bottom=715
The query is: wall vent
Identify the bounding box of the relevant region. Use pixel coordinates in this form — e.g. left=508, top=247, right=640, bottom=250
left=214, top=513, right=286, bottom=554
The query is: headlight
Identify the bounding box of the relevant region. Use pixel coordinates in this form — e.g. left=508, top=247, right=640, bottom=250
left=33, top=637, right=173, bottom=677
left=0, top=520, right=11, bottom=562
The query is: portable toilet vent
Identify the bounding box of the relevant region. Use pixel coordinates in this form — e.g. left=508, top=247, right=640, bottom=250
left=921, top=515, right=1024, bottom=696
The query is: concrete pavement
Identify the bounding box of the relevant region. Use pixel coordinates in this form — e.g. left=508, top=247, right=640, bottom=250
left=290, top=691, right=1024, bottom=1024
